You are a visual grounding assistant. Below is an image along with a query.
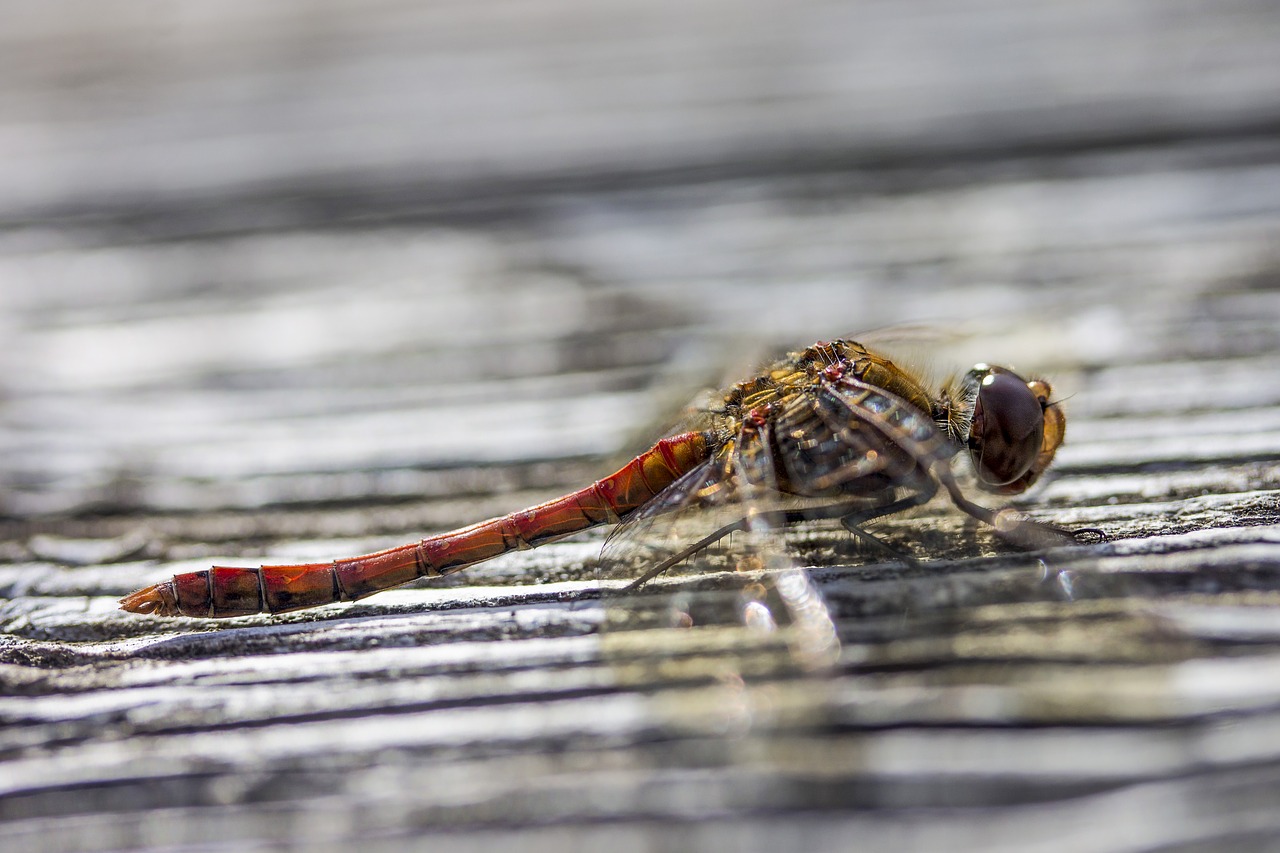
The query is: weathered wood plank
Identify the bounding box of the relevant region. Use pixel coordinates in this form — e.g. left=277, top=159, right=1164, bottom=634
left=3, top=3, right=1280, bottom=851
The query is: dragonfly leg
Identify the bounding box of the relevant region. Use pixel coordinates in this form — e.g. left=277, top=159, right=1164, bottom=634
left=836, top=487, right=937, bottom=567
left=936, top=468, right=1084, bottom=549
left=839, top=522, right=919, bottom=566
left=620, top=498, right=914, bottom=592
left=837, top=486, right=937, bottom=529
left=621, top=518, right=752, bottom=591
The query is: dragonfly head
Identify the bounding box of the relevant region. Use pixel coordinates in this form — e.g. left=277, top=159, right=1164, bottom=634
left=964, top=364, right=1065, bottom=495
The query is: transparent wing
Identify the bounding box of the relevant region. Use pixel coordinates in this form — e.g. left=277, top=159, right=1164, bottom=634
left=592, top=351, right=1086, bottom=751
left=596, top=407, right=846, bottom=686
left=594, top=375, right=969, bottom=681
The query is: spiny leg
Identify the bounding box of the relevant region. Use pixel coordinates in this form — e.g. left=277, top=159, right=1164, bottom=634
left=837, top=486, right=937, bottom=567
left=622, top=468, right=1092, bottom=592
left=936, top=467, right=1086, bottom=550
left=621, top=519, right=750, bottom=591
left=620, top=501, right=869, bottom=592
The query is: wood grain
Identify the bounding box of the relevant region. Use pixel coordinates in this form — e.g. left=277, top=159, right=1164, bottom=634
left=3, top=3, right=1280, bottom=851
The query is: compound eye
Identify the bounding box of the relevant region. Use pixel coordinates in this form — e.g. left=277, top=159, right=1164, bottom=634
left=967, top=366, right=1045, bottom=488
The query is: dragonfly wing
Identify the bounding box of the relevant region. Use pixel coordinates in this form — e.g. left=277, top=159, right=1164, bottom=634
left=597, top=419, right=840, bottom=673
left=598, top=447, right=751, bottom=589
left=597, top=373, right=974, bottom=686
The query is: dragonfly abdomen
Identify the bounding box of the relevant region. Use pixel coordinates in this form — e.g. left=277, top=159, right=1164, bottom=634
left=119, top=431, right=713, bottom=618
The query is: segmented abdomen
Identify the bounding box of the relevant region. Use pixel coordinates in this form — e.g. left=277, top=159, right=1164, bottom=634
left=120, top=431, right=713, bottom=618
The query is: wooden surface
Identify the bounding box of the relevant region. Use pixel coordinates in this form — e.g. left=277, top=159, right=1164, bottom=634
left=3, top=3, right=1280, bottom=851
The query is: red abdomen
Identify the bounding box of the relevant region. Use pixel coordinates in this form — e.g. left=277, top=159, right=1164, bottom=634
left=120, top=431, right=713, bottom=618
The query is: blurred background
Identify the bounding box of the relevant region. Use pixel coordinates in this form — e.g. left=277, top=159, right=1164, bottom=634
left=4, top=2, right=1280, bottom=851
left=3, top=0, right=1278, bottom=520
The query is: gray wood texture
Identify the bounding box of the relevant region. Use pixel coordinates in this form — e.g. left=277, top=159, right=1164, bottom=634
left=3, top=2, right=1280, bottom=851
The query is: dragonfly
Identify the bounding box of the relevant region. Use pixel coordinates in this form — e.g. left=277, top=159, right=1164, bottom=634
left=120, top=338, right=1079, bottom=620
